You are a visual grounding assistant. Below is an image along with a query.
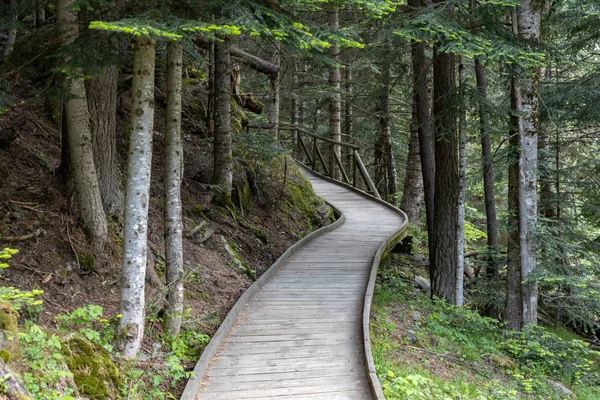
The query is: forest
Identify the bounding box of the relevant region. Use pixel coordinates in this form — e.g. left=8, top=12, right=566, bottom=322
left=1, top=0, right=600, bottom=399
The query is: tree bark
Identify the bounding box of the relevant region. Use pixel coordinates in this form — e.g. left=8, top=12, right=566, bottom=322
left=291, top=60, right=300, bottom=157
left=164, top=40, right=184, bottom=336
left=344, top=64, right=353, bottom=169
left=377, top=37, right=397, bottom=202
left=211, top=39, right=233, bottom=205
left=506, top=2, right=540, bottom=330
left=475, top=58, right=499, bottom=281
left=35, top=0, right=46, bottom=28
left=57, top=0, right=107, bottom=252
left=3, top=0, right=17, bottom=58
left=268, top=50, right=280, bottom=138
left=409, top=0, right=435, bottom=256
left=539, top=123, right=557, bottom=218
left=431, top=35, right=459, bottom=304
left=118, top=36, right=156, bottom=359
left=456, top=55, right=467, bottom=306
left=86, top=66, right=123, bottom=214
left=328, top=8, right=342, bottom=180
left=400, top=108, right=424, bottom=225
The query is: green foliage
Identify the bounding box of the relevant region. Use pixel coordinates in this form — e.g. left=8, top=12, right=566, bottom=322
left=89, top=21, right=183, bottom=39
left=0, top=248, right=43, bottom=313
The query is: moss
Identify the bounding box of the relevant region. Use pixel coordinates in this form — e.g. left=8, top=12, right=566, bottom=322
left=61, top=335, right=121, bottom=399
left=236, top=216, right=268, bottom=243
left=233, top=179, right=252, bottom=214
left=229, top=97, right=249, bottom=134
left=0, top=349, right=10, bottom=363
left=77, top=253, right=95, bottom=272
left=220, top=236, right=256, bottom=280
left=0, top=304, right=18, bottom=333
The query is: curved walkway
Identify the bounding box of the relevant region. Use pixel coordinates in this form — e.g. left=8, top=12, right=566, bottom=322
left=184, top=167, right=406, bottom=400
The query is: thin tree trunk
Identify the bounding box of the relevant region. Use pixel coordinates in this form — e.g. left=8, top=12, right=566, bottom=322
left=164, top=40, right=184, bottom=336
left=328, top=8, right=342, bottom=180
left=409, top=0, right=435, bottom=257
left=378, top=37, right=397, bottom=202
left=506, top=2, right=540, bottom=330
left=207, top=42, right=215, bottom=137
left=118, top=36, right=156, bottom=358
left=456, top=55, right=466, bottom=306
left=475, top=58, right=499, bottom=281
left=268, top=50, right=280, bottom=138
left=3, top=0, right=17, bottom=58
left=431, top=36, right=459, bottom=304
left=57, top=0, right=107, bottom=251
left=291, top=60, right=300, bottom=157
left=516, top=0, right=540, bottom=328
left=539, top=124, right=556, bottom=218
left=344, top=64, right=353, bottom=169
left=400, top=108, right=424, bottom=225
left=211, top=39, right=233, bottom=205
left=35, top=0, right=46, bottom=28
left=86, top=66, right=123, bottom=214
left=507, top=72, right=523, bottom=330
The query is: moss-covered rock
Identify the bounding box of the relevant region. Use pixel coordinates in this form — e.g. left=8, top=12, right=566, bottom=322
left=60, top=334, right=121, bottom=399
left=0, top=303, right=20, bottom=363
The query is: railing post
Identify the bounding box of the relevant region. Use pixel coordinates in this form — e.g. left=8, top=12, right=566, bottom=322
left=312, top=137, right=317, bottom=172
left=352, top=150, right=357, bottom=188
left=329, top=143, right=335, bottom=179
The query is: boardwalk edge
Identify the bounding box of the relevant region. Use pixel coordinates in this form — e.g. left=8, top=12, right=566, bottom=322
left=297, top=163, right=410, bottom=400
left=180, top=189, right=346, bottom=400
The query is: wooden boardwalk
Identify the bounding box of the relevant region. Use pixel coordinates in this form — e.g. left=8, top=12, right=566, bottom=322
left=185, top=167, right=406, bottom=400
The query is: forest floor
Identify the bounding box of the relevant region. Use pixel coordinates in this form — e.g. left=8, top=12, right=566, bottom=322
left=0, top=81, right=332, bottom=398
left=371, top=253, right=600, bottom=400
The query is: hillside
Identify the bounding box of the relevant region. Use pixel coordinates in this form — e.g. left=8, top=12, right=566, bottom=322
left=0, top=80, right=333, bottom=398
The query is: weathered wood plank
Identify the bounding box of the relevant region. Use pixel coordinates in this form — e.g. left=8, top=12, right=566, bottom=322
left=188, top=165, right=406, bottom=400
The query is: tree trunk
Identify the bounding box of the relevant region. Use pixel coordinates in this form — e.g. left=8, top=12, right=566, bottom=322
left=267, top=49, right=280, bottom=138
left=506, top=2, right=540, bottom=330
left=400, top=108, right=424, bottom=225
left=378, top=38, right=397, bottom=203
left=211, top=39, right=233, bottom=205
left=409, top=0, right=435, bottom=256
left=328, top=8, right=342, bottom=180
left=475, top=58, right=499, bottom=281
left=344, top=64, right=353, bottom=170
left=86, top=66, right=123, bottom=214
left=456, top=55, right=467, bottom=307
left=35, top=0, right=46, bottom=28
left=57, top=0, right=107, bottom=251
left=431, top=41, right=459, bottom=304
left=539, top=123, right=557, bottom=218
left=3, top=0, right=17, bottom=58
left=291, top=60, right=299, bottom=157
left=164, top=40, right=184, bottom=336
left=118, top=36, right=156, bottom=359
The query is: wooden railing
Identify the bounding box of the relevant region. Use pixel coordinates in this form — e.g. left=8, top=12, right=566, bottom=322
left=249, top=124, right=381, bottom=199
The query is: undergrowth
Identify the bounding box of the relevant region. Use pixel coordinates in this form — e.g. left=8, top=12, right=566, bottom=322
left=372, top=266, right=600, bottom=399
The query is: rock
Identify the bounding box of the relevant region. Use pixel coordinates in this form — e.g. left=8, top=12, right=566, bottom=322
left=489, top=353, right=516, bottom=370
left=411, top=312, right=422, bottom=322
left=548, top=379, right=575, bottom=398
left=60, top=334, right=121, bottom=399
left=414, top=275, right=430, bottom=291
left=406, top=330, right=417, bottom=344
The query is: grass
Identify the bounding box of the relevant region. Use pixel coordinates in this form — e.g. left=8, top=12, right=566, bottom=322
left=371, top=263, right=600, bottom=400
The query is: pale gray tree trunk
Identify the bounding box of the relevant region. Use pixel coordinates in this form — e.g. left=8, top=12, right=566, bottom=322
left=35, top=0, right=45, bottom=27
left=211, top=39, right=233, bottom=205
left=86, top=66, right=123, bottom=214
left=118, top=36, right=156, bottom=358
left=291, top=60, right=299, bottom=156
left=268, top=50, right=280, bottom=139
left=343, top=64, right=353, bottom=169
left=164, top=40, right=184, bottom=336
left=456, top=56, right=467, bottom=306
left=57, top=0, right=107, bottom=251
left=516, top=0, right=540, bottom=327
left=3, top=0, right=17, bottom=58
left=328, top=8, right=342, bottom=179
left=507, top=2, right=540, bottom=330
